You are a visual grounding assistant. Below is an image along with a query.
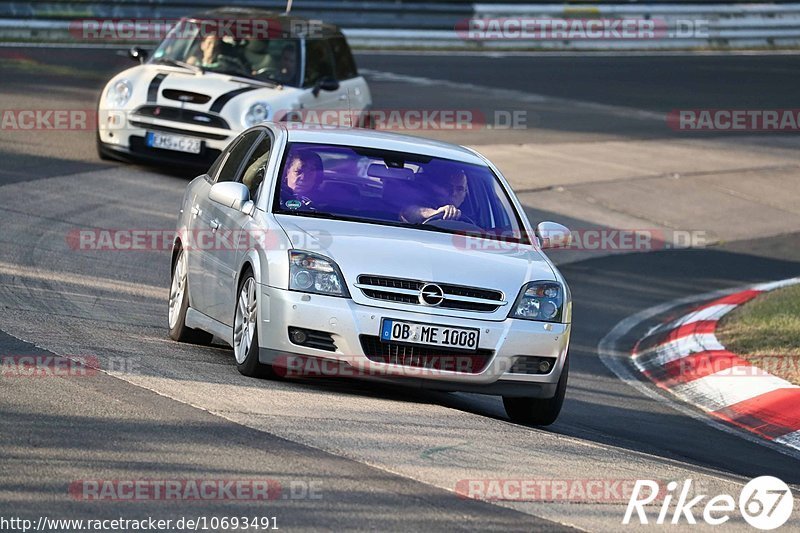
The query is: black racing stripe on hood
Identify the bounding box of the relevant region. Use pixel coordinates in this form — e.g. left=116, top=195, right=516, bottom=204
left=209, top=87, right=259, bottom=113
left=147, top=73, right=167, bottom=103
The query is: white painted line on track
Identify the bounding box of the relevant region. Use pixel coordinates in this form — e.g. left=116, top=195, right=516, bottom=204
left=0, top=260, right=165, bottom=300
left=361, top=68, right=667, bottom=122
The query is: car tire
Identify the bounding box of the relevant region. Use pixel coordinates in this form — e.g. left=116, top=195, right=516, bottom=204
left=503, top=353, right=569, bottom=426
left=233, top=269, right=278, bottom=379
left=168, top=247, right=213, bottom=345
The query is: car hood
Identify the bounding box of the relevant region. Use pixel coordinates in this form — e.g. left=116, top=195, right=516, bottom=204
left=275, top=215, right=556, bottom=320
left=111, top=64, right=300, bottom=119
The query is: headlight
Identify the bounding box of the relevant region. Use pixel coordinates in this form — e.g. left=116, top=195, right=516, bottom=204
left=243, top=102, right=271, bottom=127
left=510, top=281, right=564, bottom=322
left=106, top=79, right=132, bottom=108
left=289, top=251, right=349, bottom=297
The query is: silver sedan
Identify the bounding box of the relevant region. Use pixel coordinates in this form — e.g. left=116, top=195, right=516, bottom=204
left=169, top=123, right=572, bottom=425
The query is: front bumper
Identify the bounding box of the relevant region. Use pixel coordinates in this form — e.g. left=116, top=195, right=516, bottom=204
left=257, top=285, right=570, bottom=397
left=97, top=109, right=235, bottom=169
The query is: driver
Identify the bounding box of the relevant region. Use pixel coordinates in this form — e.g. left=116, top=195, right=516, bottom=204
left=401, top=168, right=469, bottom=224
left=188, top=34, right=247, bottom=72
left=281, top=150, right=323, bottom=210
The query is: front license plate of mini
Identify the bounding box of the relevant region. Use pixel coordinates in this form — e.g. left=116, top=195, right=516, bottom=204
left=146, top=131, right=202, bottom=154
left=380, top=319, right=479, bottom=352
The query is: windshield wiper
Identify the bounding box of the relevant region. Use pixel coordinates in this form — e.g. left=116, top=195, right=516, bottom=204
left=157, top=58, right=203, bottom=74
left=278, top=209, right=338, bottom=220
left=212, top=69, right=279, bottom=87
left=255, top=75, right=289, bottom=86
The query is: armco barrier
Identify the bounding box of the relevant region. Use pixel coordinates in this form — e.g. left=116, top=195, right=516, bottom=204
left=1, top=3, right=800, bottom=49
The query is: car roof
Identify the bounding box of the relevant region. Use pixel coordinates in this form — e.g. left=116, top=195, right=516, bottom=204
left=280, top=125, right=487, bottom=165
left=187, top=8, right=345, bottom=39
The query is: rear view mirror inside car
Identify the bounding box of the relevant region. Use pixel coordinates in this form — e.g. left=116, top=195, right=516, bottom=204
left=366, top=163, right=414, bottom=180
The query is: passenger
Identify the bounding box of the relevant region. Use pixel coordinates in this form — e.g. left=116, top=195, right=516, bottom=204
left=401, top=168, right=469, bottom=223
left=275, top=44, right=297, bottom=84
left=281, top=150, right=323, bottom=209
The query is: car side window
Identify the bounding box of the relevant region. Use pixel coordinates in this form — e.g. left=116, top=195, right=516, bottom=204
left=330, top=37, right=357, bottom=80
left=303, top=39, right=335, bottom=88
left=216, top=130, right=263, bottom=183
left=239, top=134, right=272, bottom=202
left=206, top=150, right=226, bottom=180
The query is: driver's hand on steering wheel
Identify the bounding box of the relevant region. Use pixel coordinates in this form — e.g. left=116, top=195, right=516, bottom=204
left=436, top=204, right=461, bottom=221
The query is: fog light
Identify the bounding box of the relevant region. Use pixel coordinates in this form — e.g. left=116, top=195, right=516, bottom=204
left=538, top=360, right=551, bottom=373
left=289, top=328, right=307, bottom=345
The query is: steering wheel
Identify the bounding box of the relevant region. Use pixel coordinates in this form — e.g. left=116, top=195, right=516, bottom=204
left=217, top=56, right=250, bottom=76
left=421, top=211, right=477, bottom=225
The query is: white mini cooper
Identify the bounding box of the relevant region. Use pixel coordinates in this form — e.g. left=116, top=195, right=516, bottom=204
left=97, top=8, right=371, bottom=169
left=169, top=124, right=573, bottom=425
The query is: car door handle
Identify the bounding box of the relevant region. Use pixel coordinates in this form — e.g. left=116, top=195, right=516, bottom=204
left=210, top=219, right=220, bottom=231
left=191, top=205, right=201, bottom=216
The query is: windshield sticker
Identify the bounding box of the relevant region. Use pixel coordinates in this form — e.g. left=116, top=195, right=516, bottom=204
left=285, top=199, right=302, bottom=210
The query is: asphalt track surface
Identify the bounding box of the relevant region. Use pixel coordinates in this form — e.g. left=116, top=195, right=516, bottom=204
left=1, top=47, right=799, bottom=531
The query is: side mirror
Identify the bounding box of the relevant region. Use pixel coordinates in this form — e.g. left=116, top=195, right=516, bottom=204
left=536, top=221, right=571, bottom=249
left=312, top=77, right=340, bottom=97
left=209, top=182, right=252, bottom=213
left=129, top=46, right=148, bottom=63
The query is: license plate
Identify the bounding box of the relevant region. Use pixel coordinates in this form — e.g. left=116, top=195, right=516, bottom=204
left=380, top=319, right=479, bottom=352
left=146, top=131, right=201, bottom=154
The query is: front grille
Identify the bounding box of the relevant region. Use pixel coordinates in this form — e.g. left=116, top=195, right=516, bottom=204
left=359, top=275, right=418, bottom=304
left=509, top=356, right=557, bottom=375
left=360, top=335, right=493, bottom=374
left=356, top=275, right=505, bottom=312
left=132, top=105, right=230, bottom=130
left=162, top=89, right=212, bottom=104
left=129, top=121, right=230, bottom=141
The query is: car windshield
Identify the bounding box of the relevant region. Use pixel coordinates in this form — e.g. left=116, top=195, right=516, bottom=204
left=273, top=142, right=527, bottom=243
left=151, top=19, right=301, bottom=86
